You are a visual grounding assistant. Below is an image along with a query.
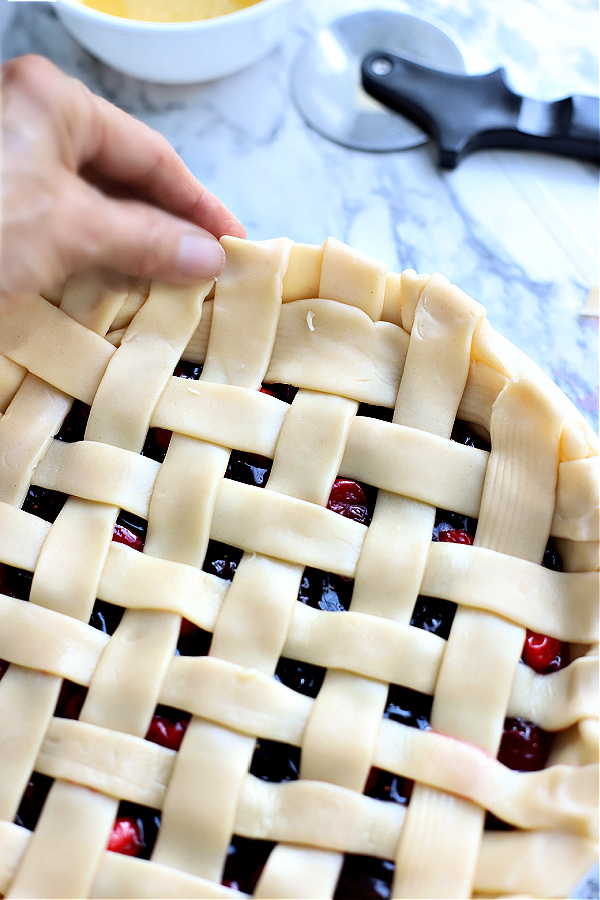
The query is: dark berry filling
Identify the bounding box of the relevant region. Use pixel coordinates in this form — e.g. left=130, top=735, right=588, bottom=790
left=145, top=706, right=190, bottom=751
left=202, top=540, right=243, bottom=581
left=384, top=685, right=432, bottom=731
left=22, top=486, right=67, bottom=524
left=55, top=400, right=90, bottom=443
left=54, top=680, right=87, bottom=720
left=250, top=739, right=300, bottom=783
left=0, top=562, right=33, bottom=600
left=274, top=657, right=325, bottom=698
left=498, top=716, right=551, bottom=772
left=14, top=773, right=53, bottom=830
left=142, top=427, right=171, bottom=463
left=226, top=451, right=272, bottom=489
left=451, top=420, right=491, bottom=452
left=260, top=383, right=298, bottom=404
left=176, top=619, right=213, bottom=657
left=0, top=658, right=9, bottom=680
left=89, top=599, right=125, bottom=636
left=222, top=836, right=275, bottom=893
left=410, top=595, right=456, bottom=640
left=298, top=568, right=353, bottom=612
left=112, top=511, right=146, bottom=552
left=364, top=767, right=412, bottom=806
left=334, top=855, right=394, bottom=900
left=356, top=403, right=394, bottom=422
left=174, top=361, right=203, bottom=381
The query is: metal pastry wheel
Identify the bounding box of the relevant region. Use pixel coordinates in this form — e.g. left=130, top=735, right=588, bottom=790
left=290, top=9, right=466, bottom=152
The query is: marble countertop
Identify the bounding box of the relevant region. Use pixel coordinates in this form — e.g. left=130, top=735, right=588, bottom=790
left=1, top=0, right=598, bottom=434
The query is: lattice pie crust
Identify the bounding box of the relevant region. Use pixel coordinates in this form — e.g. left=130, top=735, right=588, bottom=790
left=0, top=236, right=597, bottom=899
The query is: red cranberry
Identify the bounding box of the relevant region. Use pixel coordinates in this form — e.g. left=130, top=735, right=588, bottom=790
left=153, top=428, right=172, bottom=452
left=107, top=817, right=144, bottom=856
left=112, top=523, right=144, bottom=552
left=146, top=709, right=190, bottom=751
left=260, top=383, right=297, bottom=404
left=522, top=630, right=566, bottom=673
left=437, top=528, right=473, bottom=544
left=0, top=659, right=8, bottom=681
left=498, top=717, right=551, bottom=771
left=433, top=509, right=477, bottom=541
left=327, top=478, right=371, bottom=524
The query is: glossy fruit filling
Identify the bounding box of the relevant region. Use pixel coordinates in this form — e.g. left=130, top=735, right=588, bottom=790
left=0, top=378, right=566, bottom=896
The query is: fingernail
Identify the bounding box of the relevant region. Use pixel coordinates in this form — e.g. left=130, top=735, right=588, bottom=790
left=177, top=234, right=225, bottom=279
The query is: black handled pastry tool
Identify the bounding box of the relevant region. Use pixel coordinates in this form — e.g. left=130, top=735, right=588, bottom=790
left=361, top=51, right=600, bottom=169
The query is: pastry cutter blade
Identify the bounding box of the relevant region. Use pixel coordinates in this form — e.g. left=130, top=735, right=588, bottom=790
left=290, top=9, right=466, bottom=152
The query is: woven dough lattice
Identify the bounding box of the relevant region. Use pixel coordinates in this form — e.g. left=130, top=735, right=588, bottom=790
left=0, top=236, right=597, bottom=900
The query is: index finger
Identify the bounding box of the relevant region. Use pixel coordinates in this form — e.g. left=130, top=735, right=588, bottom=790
left=7, top=55, right=245, bottom=239
left=84, top=92, right=246, bottom=239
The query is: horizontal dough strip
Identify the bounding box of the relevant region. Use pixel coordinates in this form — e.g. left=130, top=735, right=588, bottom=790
left=374, top=720, right=597, bottom=836
left=0, top=502, right=50, bottom=570
left=34, top=729, right=405, bottom=861
left=508, top=656, right=599, bottom=730
left=283, top=602, right=443, bottom=694
left=210, top=479, right=366, bottom=578
left=3, top=535, right=593, bottom=734
left=91, top=851, right=244, bottom=900
left=0, top=295, right=115, bottom=406
left=236, top=775, right=405, bottom=859
left=35, top=718, right=175, bottom=809
left=29, top=705, right=596, bottom=860
left=474, top=831, right=599, bottom=899
left=98, top=542, right=227, bottom=631
left=421, top=542, right=598, bottom=642
left=340, top=416, right=487, bottom=518
left=0, top=593, right=108, bottom=683
left=152, top=378, right=289, bottom=455
left=263, top=299, right=407, bottom=408
left=32, top=440, right=161, bottom=521
left=0, top=821, right=243, bottom=900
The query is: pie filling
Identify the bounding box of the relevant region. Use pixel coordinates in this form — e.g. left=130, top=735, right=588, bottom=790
left=0, top=375, right=568, bottom=899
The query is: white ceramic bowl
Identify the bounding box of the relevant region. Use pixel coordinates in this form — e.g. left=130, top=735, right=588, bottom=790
left=54, top=0, right=295, bottom=83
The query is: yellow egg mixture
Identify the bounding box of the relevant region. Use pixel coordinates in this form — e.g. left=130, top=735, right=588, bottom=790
left=79, top=0, right=263, bottom=22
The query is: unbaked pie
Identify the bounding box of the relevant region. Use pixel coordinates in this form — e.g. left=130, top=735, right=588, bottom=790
left=0, top=236, right=597, bottom=899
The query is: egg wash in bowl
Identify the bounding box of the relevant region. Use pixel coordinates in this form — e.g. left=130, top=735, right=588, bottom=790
left=77, top=0, right=263, bottom=22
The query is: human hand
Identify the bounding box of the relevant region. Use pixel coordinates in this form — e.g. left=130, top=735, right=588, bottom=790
left=0, top=54, right=246, bottom=311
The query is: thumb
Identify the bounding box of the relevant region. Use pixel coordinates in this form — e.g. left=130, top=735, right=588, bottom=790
left=67, top=184, right=227, bottom=284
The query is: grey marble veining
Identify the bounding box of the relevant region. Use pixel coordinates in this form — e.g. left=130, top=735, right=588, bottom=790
left=1, top=0, right=598, bottom=433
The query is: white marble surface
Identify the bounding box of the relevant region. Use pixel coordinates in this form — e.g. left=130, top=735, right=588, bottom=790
left=1, top=0, right=598, bottom=433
